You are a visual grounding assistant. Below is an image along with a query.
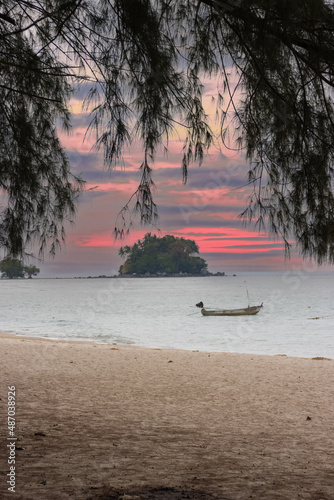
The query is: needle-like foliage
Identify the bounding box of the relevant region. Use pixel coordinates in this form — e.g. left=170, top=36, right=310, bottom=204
left=1, top=0, right=334, bottom=262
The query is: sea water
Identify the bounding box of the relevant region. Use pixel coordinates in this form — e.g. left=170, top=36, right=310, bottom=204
left=0, top=272, right=333, bottom=358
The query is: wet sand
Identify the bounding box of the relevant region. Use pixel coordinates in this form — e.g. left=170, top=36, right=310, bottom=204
left=0, top=333, right=333, bottom=499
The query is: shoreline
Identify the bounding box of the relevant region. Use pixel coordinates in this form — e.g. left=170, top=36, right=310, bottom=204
left=1, top=331, right=333, bottom=361
left=0, top=274, right=232, bottom=280
left=1, top=334, right=334, bottom=499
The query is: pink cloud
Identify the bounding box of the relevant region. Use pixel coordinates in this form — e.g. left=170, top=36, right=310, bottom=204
left=36, top=78, right=323, bottom=276
left=85, top=180, right=140, bottom=194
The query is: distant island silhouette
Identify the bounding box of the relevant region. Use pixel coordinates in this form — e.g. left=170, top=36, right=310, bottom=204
left=118, top=233, right=209, bottom=276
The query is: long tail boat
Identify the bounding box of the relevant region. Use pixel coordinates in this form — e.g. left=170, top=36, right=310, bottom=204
left=200, top=303, right=263, bottom=316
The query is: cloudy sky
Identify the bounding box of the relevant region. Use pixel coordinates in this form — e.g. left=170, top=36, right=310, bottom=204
left=32, top=84, right=330, bottom=277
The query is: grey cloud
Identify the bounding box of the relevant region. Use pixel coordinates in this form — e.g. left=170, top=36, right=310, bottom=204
left=160, top=217, right=245, bottom=229
left=158, top=203, right=246, bottom=217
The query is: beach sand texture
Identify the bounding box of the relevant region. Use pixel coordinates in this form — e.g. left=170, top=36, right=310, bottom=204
left=1, top=334, right=334, bottom=500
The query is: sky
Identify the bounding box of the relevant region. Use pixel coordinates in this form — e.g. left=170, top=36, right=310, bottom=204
left=21, top=83, right=333, bottom=277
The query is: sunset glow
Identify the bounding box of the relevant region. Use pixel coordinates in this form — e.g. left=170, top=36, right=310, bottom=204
left=16, top=90, right=325, bottom=276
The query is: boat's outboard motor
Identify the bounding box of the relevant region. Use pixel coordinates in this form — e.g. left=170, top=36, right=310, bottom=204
left=196, top=301, right=204, bottom=308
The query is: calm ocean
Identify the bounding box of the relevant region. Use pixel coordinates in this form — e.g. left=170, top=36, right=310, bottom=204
left=1, top=271, right=333, bottom=358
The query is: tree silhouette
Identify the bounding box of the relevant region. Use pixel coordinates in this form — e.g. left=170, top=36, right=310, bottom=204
left=119, top=233, right=207, bottom=275
left=0, top=257, right=40, bottom=278
left=24, top=265, right=40, bottom=279
left=2, top=1, right=334, bottom=262
left=0, top=257, right=25, bottom=279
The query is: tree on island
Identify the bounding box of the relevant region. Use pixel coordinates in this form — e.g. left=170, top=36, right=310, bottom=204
left=119, top=233, right=208, bottom=275
left=2, top=2, right=334, bottom=263
left=24, top=265, right=40, bottom=279
left=0, top=257, right=40, bottom=279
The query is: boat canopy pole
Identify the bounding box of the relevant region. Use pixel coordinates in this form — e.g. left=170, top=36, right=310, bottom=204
left=244, top=281, right=250, bottom=308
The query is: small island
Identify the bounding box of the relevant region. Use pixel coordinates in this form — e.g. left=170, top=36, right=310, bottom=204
left=118, top=233, right=211, bottom=277
left=0, top=257, right=40, bottom=279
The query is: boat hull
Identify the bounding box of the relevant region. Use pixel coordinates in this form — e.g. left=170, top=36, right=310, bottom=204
left=201, top=305, right=263, bottom=316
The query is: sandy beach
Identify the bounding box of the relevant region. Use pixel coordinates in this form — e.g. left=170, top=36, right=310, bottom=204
left=1, top=333, right=334, bottom=500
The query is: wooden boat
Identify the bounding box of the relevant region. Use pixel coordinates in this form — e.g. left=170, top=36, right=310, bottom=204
left=201, top=304, right=263, bottom=316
